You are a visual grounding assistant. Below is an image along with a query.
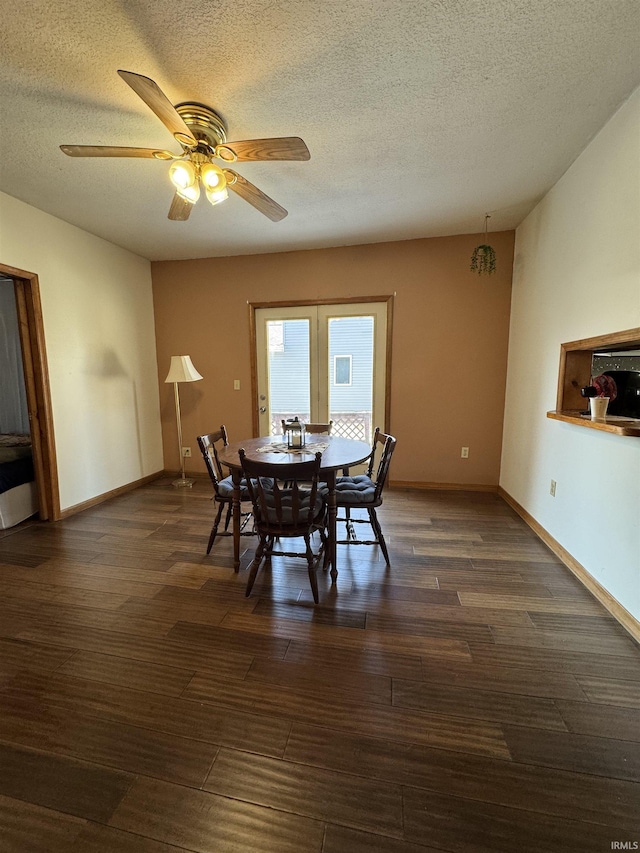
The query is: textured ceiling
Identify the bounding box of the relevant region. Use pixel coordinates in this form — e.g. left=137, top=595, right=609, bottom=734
left=0, top=0, right=638, bottom=261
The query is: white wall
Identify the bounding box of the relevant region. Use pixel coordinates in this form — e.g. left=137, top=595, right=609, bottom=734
left=501, top=88, right=640, bottom=620
left=0, top=192, right=163, bottom=511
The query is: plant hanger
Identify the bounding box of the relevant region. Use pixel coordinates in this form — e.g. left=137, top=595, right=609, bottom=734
left=470, top=213, right=496, bottom=275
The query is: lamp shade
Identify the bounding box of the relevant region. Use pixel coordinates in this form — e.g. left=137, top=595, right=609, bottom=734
left=177, top=182, right=200, bottom=204
left=165, top=355, right=203, bottom=384
left=206, top=186, right=229, bottom=206
left=200, top=162, right=226, bottom=191
left=169, top=160, right=197, bottom=190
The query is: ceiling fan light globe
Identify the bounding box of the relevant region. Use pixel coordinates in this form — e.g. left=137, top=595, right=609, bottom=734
left=177, top=183, right=200, bottom=203
left=169, top=160, right=197, bottom=190
left=206, top=186, right=229, bottom=206
left=200, top=162, right=226, bottom=191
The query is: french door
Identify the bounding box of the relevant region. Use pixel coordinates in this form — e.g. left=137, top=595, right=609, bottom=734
left=254, top=301, right=389, bottom=440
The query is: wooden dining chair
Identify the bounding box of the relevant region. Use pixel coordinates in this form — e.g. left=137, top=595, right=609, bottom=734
left=334, top=427, right=396, bottom=565
left=239, top=449, right=327, bottom=603
left=196, top=428, right=253, bottom=554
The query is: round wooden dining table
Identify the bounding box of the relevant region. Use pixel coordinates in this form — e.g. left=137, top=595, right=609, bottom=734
left=217, top=434, right=372, bottom=580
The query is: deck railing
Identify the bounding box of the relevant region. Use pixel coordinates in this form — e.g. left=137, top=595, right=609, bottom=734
left=273, top=412, right=372, bottom=443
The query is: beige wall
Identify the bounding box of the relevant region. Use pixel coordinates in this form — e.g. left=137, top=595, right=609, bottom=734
left=502, top=87, right=640, bottom=620
left=0, top=191, right=163, bottom=511
left=152, top=231, right=514, bottom=486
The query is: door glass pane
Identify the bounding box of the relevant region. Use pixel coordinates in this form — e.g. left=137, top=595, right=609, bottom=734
left=328, top=316, right=374, bottom=442
left=267, top=319, right=310, bottom=434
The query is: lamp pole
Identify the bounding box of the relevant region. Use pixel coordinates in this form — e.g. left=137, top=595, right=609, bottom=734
left=164, top=355, right=203, bottom=488
left=172, top=380, right=190, bottom=486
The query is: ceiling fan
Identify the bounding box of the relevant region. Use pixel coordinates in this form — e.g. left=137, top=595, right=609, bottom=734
left=60, top=70, right=310, bottom=222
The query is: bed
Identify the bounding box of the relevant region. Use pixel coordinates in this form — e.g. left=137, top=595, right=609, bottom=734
left=0, top=433, right=38, bottom=529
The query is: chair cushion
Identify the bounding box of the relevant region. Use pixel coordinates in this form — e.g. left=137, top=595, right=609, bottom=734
left=256, top=484, right=324, bottom=525
left=335, top=474, right=376, bottom=505
left=217, top=476, right=250, bottom=500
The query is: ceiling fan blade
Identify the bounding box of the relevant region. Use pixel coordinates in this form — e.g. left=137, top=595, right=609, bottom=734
left=60, top=145, right=175, bottom=159
left=218, top=137, right=310, bottom=162
left=168, top=193, right=193, bottom=221
left=225, top=170, right=288, bottom=221
left=117, top=70, right=197, bottom=147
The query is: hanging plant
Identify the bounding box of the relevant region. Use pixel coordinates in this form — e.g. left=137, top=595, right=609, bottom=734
left=470, top=214, right=496, bottom=275
left=470, top=244, right=496, bottom=275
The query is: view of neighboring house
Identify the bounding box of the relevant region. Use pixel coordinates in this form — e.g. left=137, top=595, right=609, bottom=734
left=268, top=316, right=375, bottom=440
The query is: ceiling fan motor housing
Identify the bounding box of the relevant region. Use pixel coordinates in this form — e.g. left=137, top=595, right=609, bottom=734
left=175, top=103, right=227, bottom=151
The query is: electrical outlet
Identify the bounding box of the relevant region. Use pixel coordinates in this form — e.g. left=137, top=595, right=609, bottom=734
left=550, top=479, right=556, bottom=497
left=182, top=447, right=191, bottom=458
left=461, top=446, right=469, bottom=458
left=234, top=379, right=240, bottom=390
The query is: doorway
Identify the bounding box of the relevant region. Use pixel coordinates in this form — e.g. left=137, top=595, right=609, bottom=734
left=0, top=263, right=59, bottom=521
left=251, top=298, right=392, bottom=439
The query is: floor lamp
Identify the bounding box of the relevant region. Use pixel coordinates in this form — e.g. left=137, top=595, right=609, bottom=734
left=165, top=355, right=203, bottom=488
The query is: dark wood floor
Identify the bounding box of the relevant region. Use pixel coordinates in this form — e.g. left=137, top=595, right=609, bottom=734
left=0, top=478, right=638, bottom=852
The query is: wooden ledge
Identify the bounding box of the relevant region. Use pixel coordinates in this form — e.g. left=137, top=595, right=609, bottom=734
left=547, top=410, right=640, bottom=436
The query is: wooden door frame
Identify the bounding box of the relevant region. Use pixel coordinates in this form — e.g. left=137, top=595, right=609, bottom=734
left=249, top=295, right=394, bottom=437
left=1, top=263, right=60, bottom=521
